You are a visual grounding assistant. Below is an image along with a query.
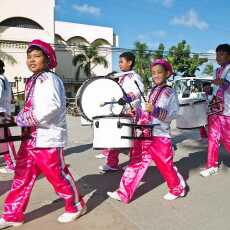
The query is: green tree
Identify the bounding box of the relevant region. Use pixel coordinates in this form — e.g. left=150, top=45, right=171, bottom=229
left=152, top=43, right=165, bottom=60
left=203, top=63, right=214, bottom=76
left=72, top=40, right=108, bottom=80
left=167, top=40, right=208, bottom=77
left=133, top=41, right=152, bottom=88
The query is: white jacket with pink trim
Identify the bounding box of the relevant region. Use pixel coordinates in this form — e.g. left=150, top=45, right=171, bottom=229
left=16, top=71, right=67, bottom=147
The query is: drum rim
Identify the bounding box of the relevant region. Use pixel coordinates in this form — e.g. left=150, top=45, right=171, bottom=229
left=179, top=99, right=207, bottom=107
left=76, top=76, right=123, bottom=122
left=93, top=114, right=132, bottom=119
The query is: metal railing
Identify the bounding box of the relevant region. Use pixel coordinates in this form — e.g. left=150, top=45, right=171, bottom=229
left=66, top=97, right=80, bottom=116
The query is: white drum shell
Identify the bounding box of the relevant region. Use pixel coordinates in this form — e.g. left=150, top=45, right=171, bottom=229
left=80, top=116, right=92, bottom=126
left=176, top=99, right=208, bottom=129
left=93, top=116, right=133, bottom=149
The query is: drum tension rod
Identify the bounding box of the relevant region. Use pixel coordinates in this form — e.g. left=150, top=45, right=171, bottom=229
left=95, top=121, right=99, bottom=128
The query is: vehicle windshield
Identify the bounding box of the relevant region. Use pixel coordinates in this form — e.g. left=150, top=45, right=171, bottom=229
left=174, top=79, right=211, bottom=98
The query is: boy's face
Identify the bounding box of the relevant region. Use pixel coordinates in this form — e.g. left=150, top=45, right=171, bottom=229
left=151, top=65, right=169, bottom=85
left=216, top=51, right=230, bottom=66
left=119, top=57, right=132, bottom=72
left=27, top=49, right=48, bottom=74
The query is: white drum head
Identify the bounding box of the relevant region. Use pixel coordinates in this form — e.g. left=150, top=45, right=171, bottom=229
left=77, top=77, right=124, bottom=121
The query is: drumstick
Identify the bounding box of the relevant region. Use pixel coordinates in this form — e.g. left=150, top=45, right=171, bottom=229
left=120, top=86, right=134, bottom=110
left=134, top=80, right=146, bottom=102
left=100, top=101, right=119, bottom=107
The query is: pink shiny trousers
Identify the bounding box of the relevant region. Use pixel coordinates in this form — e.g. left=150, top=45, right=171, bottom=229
left=117, top=137, right=185, bottom=203
left=101, top=140, right=142, bottom=168
left=199, top=126, right=208, bottom=139
left=2, top=140, right=85, bottom=222
left=0, top=128, right=16, bottom=170
left=206, top=114, right=230, bottom=168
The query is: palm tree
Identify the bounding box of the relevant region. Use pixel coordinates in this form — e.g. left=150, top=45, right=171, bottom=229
left=133, top=41, right=152, bottom=89
left=203, top=63, right=214, bottom=76
left=72, top=40, right=108, bottom=80
left=0, top=51, right=17, bottom=64
left=0, top=27, right=17, bottom=64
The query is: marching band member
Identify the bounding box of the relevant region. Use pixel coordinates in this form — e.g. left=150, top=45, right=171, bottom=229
left=0, top=60, right=17, bottom=174
left=0, top=39, right=86, bottom=229
left=200, top=44, right=230, bottom=177
left=98, top=52, right=144, bottom=172
left=107, top=59, right=186, bottom=203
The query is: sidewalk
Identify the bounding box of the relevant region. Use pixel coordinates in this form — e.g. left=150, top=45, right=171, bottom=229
left=0, top=116, right=230, bottom=230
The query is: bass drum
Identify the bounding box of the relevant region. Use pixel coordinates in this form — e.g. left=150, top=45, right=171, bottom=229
left=76, top=77, right=124, bottom=122
left=76, top=79, right=92, bottom=126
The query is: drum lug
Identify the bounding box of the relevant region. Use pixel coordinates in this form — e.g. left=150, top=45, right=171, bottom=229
left=95, top=121, right=99, bottom=128
left=117, top=121, right=122, bottom=128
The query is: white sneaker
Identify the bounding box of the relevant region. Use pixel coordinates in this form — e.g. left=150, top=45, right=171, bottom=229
left=0, top=218, right=23, bottom=229
left=163, top=191, right=185, bottom=201
left=107, top=191, right=121, bottom=201
left=200, top=167, right=218, bottom=177
left=57, top=206, right=87, bottom=223
left=95, top=153, right=107, bottom=159
left=0, top=167, right=14, bottom=174
left=99, top=164, right=119, bottom=172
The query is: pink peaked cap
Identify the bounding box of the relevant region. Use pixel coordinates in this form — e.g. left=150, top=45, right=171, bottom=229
left=150, top=59, right=173, bottom=76
left=28, top=39, right=57, bottom=69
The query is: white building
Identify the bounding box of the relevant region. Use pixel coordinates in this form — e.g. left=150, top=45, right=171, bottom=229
left=0, top=0, right=118, bottom=96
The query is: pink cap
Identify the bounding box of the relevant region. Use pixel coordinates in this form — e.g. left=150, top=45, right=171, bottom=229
left=150, top=59, right=173, bottom=76
left=28, top=39, right=57, bottom=69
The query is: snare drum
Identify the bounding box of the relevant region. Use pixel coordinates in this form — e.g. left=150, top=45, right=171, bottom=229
left=93, top=115, right=133, bottom=149
left=176, top=98, right=208, bottom=129
left=76, top=77, right=124, bottom=122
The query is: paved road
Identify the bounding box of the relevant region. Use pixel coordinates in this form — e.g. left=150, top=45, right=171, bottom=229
left=0, top=115, right=230, bottom=230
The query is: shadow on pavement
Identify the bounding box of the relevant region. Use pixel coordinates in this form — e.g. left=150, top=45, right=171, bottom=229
left=22, top=144, right=230, bottom=223
left=0, top=180, right=12, bottom=196
left=64, top=143, right=93, bottom=156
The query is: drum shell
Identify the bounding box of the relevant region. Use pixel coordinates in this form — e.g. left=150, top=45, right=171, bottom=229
left=75, top=77, right=124, bottom=122
left=80, top=116, right=92, bottom=126
left=176, top=99, right=208, bottom=129
left=93, top=115, right=133, bottom=149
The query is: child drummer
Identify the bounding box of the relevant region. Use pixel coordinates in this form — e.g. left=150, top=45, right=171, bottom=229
left=98, top=52, right=144, bottom=172
left=200, top=44, right=230, bottom=177
left=0, top=39, right=86, bottom=229
left=107, top=59, right=186, bottom=202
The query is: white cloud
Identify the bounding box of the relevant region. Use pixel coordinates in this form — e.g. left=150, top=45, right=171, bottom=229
left=146, top=0, right=174, bottom=8
left=171, top=9, right=208, bottom=30
left=162, top=0, right=174, bottom=8
left=72, top=4, right=101, bottom=16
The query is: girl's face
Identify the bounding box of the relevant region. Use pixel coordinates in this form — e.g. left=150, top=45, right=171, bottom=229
left=216, top=51, right=230, bottom=66
left=151, top=64, right=169, bottom=86
left=119, top=57, right=132, bottom=72
left=26, top=49, right=48, bottom=74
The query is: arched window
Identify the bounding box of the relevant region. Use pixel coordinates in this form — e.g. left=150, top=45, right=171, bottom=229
left=67, top=36, right=89, bottom=46
left=0, top=17, right=43, bottom=30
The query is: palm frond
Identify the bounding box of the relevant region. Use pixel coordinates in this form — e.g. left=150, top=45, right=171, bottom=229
left=0, top=51, right=17, bottom=64
left=92, top=56, right=108, bottom=69
left=72, top=54, right=87, bottom=66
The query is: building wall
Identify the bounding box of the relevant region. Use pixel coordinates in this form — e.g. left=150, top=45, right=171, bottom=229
left=0, top=0, right=55, bottom=43
left=0, top=0, right=117, bottom=96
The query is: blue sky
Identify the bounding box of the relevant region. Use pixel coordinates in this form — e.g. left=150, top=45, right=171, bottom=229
left=55, top=0, right=230, bottom=54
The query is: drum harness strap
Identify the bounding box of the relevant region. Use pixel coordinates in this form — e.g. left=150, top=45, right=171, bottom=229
left=120, top=85, right=170, bottom=140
